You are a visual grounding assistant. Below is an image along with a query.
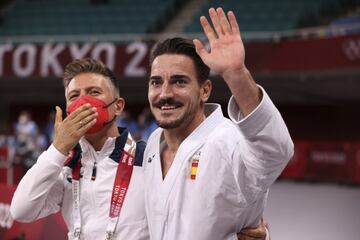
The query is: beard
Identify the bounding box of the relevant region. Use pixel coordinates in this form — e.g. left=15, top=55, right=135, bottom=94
left=155, top=113, right=189, bottom=129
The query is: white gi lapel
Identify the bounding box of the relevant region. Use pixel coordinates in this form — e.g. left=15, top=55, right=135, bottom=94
left=144, top=104, right=226, bottom=239
left=160, top=103, right=226, bottom=201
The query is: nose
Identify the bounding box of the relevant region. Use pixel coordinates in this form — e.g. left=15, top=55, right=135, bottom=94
left=79, top=90, right=87, bottom=97
left=159, top=81, right=173, bottom=99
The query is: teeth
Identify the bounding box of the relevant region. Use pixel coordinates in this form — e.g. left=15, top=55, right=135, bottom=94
left=161, top=105, right=176, bottom=110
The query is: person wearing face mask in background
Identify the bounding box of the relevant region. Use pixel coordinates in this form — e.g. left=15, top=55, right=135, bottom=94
left=10, top=58, right=149, bottom=240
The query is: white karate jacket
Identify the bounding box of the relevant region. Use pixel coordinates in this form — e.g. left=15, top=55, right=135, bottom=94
left=10, top=131, right=149, bottom=240
left=144, top=88, right=293, bottom=240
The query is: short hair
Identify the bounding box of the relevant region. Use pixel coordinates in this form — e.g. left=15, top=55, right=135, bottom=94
left=149, top=37, right=210, bottom=84
left=63, top=58, right=120, bottom=96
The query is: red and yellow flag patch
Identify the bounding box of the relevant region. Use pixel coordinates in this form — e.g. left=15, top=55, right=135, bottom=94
left=190, top=151, right=201, bottom=180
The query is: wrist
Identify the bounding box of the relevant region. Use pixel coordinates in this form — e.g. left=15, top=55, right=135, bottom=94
left=53, top=141, right=71, bottom=156
left=222, top=66, right=248, bottom=84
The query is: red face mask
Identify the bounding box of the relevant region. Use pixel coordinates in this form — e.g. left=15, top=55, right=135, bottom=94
left=67, top=95, right=117, bottom=134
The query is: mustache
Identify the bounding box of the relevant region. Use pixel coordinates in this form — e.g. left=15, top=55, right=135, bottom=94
left=153, top=98, right=183, bottom=108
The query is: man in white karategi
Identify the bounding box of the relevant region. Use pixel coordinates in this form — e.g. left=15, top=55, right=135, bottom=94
left=10, top=59, right=148, bottom=240
left=144, top=7, right=294, bottom=240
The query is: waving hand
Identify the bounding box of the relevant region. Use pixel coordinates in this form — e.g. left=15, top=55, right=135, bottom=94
left=193, top=7, right=245, bottom=78
left=194, top=7, right=261, bottom=116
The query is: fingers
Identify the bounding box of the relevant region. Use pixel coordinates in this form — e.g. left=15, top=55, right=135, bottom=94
left=201, top=8, right=240, bottom=38
left=227, top=10, right=240, bottom=36
left=53, top=105, right=98, bottom=155
left=62, top=104, right=98, bottom=136
left=193, top=39, right=209, bottom=59
left=208, top=8, right=224, bottom=36
left=78, top=113, right=97, bottom=131
left=67, top=103, right=92, bottom=120
left=67, top=104, right=97, bottom=123
left=200, top=15, right=217, bottom=43
left=55, top=106, right=63, bottom=128
left=238, top=224, right=267, bottom=238
left=73, top=106, right=97, bottom=124
left=217, top=8, right=231, bottom=35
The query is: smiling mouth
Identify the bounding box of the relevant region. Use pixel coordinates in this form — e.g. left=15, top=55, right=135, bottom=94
left=160, top=105, right=179, bottom=110
left=154, top=99, right=183, bottom=111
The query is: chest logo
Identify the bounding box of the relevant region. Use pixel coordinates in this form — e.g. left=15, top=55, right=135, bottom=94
left=190, top=151, right=201, bottom=180
left=148, top=154, right=155, bottom=163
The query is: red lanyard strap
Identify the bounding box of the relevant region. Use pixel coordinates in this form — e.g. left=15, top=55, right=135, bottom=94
left=64, top=131, right=137, bottom=240
left=109, top=149, right=134, bottom=218
left=106, top=138, right=136, bottom=239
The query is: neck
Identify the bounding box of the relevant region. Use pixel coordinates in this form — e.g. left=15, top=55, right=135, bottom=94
left=84, top=124, right=119, bottom=151
left=160, top=112, right=205, bottom=179
left=163, top=112, right=205, bottom=152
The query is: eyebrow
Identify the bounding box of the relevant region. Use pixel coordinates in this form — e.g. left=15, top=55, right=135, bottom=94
left=66, top=86, right=102, bottom=97
left=149, top=74, right=191, bottom=81
left=149, top=76, right=162, bottom=81
left=170, top=74, right=191, bottom=81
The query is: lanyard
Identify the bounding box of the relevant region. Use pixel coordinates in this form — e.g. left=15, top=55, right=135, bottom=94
left=72, top=179, right=81, bottom=239
left=105, top=148, right=135, bottom=239
left=69, top=135, right=136, bottom=240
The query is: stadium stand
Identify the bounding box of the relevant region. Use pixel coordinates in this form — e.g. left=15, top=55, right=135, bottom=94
left=0, top=0, right=183, bottom=35
left=1, top=0, right=359, bottom=37
left=328, top=13, right=360, bottom=34
left=184, top=0, right=360, bottom=32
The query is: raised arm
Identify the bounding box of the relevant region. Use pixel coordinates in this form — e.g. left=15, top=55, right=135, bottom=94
left=194, top=7, right=293, bottom=238
left=193, top=7, right=261, bottom=117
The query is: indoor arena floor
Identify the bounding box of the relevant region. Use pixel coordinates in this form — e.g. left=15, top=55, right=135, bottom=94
left=264, top=181, right=360, bottom=240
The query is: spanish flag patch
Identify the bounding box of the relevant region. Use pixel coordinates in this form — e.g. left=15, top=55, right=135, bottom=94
left=190, top=151, right=201, bottom=180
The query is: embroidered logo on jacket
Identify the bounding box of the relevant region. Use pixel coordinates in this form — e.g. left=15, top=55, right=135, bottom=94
left=148, top=154, right=155, bottom=163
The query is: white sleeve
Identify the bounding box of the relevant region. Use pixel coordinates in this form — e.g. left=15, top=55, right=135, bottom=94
left=228, top=86, right=294, bottom=201
left=10, top=144, right=67, bottom=222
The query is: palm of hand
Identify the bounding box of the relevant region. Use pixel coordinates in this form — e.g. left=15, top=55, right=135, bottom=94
left=194, top=8, right=246, bottom=76
left=204, top=34, right=245, bottom=76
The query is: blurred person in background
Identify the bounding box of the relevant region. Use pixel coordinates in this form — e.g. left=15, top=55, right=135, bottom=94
left=116, top=109, right=141, bottom=140
left=0, top=128, right=16, bottom=161
left=43, top=110, right=56, bottom=146
left=13, top=110, right=39, bottom=171
left=144, top=7, right=293, bottom=240
left=136, top=107, right=157, bottom=141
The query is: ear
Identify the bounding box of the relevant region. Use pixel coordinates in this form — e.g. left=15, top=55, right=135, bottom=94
left=114, top=97, right=125, bottom=116
left=200, top=79, right=212, bottom=103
